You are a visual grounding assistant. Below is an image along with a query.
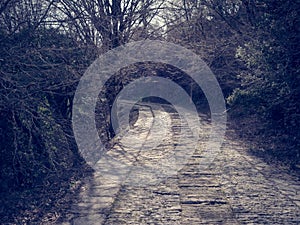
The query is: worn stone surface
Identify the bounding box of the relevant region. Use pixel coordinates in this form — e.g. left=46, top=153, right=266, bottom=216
left=64, top=102, right=300, bottom=225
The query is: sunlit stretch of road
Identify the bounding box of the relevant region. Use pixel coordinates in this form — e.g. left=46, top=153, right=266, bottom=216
left=66, top=102, right=300, bottom=225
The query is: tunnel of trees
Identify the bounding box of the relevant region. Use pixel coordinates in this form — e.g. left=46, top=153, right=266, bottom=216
left=0, top=0, right=299, bottom=223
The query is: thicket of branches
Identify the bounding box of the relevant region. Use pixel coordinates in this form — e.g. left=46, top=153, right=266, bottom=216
left=0, top=0, right=299, bottom=217
left=0, top=0, right=166, bottom=191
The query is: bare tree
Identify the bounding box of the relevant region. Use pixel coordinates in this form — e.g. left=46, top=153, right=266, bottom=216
left=52, top=0, right=165, bottom=51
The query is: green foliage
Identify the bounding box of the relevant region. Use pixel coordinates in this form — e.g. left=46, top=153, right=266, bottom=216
left=227, top=0, right=300, bottom=165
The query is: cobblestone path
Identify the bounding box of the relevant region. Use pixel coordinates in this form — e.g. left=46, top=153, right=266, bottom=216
left=64, top=103, right=300, bottom=225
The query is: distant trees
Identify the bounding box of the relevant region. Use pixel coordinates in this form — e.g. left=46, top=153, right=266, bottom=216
left=164, top=0, right=248, bottom=96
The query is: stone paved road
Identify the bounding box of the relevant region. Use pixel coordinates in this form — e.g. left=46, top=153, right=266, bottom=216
left=63, top=102, right=300, bottom=225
